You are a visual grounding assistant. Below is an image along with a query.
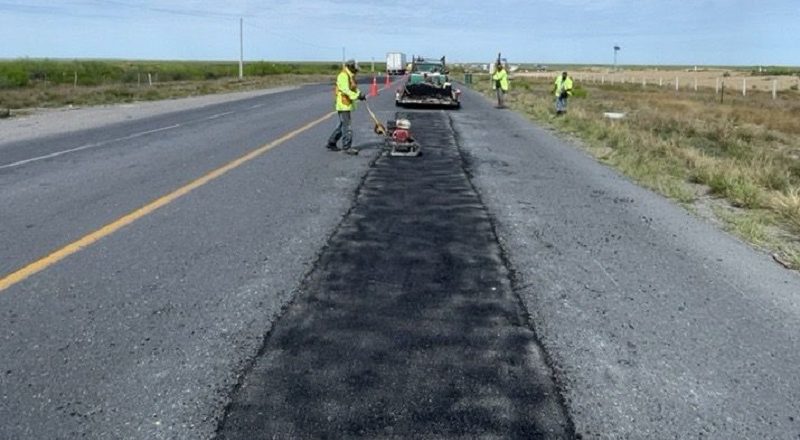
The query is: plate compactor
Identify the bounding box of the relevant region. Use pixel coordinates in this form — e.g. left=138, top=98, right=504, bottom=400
left=365, top=102, right=421, bottom=157
left=382, top=118, right=421, bottom=157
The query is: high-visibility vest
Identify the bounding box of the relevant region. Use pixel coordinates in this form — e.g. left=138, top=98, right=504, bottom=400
left=492, top=69, right=509, bottom=91
left=554, top=76, right=574, bottom=96
left=334, top=67, right=361, bottom=111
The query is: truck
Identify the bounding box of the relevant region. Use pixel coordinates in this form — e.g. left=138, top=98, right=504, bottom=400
left=395, top=55, right=461, bottom=109
left=386, top=52, right=407, bottom=75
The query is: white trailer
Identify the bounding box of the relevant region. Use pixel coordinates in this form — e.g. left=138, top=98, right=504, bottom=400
left=386, top=52, right=407, bottom=75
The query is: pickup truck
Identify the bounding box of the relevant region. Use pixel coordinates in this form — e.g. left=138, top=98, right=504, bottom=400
left=395, top=56, right=460, bottom=109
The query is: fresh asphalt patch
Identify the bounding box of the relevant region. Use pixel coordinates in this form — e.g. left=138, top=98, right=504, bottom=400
left=217, top=111, right=573, bottom=439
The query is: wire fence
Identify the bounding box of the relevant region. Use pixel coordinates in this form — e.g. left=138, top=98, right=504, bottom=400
left=515, top=71, right=800, bottom=100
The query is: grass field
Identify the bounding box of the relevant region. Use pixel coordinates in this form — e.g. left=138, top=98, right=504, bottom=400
left=471, top=73, right=800, bottom=269
left=0, top=59, right=372, bottom=111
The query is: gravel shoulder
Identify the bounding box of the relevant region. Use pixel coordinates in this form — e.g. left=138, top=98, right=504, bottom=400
left=0, top=86, right=298, bottom=145
left=454, top=87, right=800, bottom=439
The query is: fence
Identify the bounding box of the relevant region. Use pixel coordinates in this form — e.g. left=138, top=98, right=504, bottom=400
left=516, top=71, right=800, bottom=100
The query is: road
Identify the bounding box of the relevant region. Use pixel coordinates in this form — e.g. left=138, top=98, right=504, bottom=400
left=1, top=80, right=799, bottom=439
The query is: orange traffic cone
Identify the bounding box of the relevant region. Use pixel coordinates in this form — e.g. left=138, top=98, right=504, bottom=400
left=369, top=76, right=378, bottom=97
left=385, top=72, right=391, bottom=86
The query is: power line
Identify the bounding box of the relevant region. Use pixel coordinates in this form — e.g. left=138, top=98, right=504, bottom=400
left=0, top=0, right=248, bottom=20
left=86, top=0, right=244, bottom=19
left=243, top=22, right=339, bottom=51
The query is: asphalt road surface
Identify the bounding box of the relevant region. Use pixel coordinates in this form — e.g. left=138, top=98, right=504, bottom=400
left=1, top=80, right=799, bottom=439
left=218, top=112, right=570, bottom=438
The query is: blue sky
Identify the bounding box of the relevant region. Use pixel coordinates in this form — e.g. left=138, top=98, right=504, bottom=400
left=0, top=0, right=797, bottom=66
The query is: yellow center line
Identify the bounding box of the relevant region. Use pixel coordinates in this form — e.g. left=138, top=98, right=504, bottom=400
left=0, top=112, right=335, bottom=293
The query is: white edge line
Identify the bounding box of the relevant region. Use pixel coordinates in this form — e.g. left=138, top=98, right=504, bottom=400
left=0, top=124, right=181, bottom=170
left=203, top=111, right=235, bottom=120
left=123, top=124, right=181, bottom=139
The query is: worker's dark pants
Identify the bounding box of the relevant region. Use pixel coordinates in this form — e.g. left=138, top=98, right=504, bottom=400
left=496, top=88, right=505, bottom=107
left=556, top=94, right=568, bottom=113
left=328, top=111, right=352, bottom=149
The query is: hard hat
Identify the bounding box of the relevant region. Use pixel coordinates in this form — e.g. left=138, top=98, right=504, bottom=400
left=396, top=118, right=411, bottom=130
left=346, top=59, right=359, bottom=71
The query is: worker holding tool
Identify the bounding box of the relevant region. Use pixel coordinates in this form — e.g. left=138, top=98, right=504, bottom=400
left=553, top=71, right=574, bottom=115
left=492, top=61, right=509, bottom=108
left=327, top=59, right=366, bottom=155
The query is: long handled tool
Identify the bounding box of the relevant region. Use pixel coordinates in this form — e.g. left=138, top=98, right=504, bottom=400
left=362, top=99, right=420, bottom=157
left=363, top=100, right=386, bottom=135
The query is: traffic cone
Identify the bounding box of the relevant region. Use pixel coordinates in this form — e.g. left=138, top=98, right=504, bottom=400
left=385, top=72, right=391, bottom=86
left=369, top=76, right=378, bottom=97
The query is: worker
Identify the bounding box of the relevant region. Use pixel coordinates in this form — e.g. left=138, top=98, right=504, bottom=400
left=553, top=71, right=574, bottom=115
left=492, top=62, right=509, bottom=108
left=326, top=59, right=366, bottom=155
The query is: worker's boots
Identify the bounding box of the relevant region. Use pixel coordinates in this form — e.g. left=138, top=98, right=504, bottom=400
left=341, top=148, right=359, bottom=155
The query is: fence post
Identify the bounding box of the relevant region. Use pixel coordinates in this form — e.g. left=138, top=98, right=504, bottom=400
left=73, top=71, right=78, bottom=89
left=659, top=77, right=663, bottom=87
left=642, top=77, right=646, bottom=88
left=742, top=78, right=746, bottom=96
left=676, top=77, right=680, bottom=91
left=601, top=75, right=605, bottom=84
left=773, top=79, right=777, bottom=100
left=694, top=78, right=698, bottom=91
left=715, top=78, right=720, bottom=94
left=148, top=73, right=153, bottom=87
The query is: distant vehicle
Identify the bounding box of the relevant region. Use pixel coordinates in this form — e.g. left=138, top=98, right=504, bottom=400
left=386, top=52, right=407, bottom=75
left=395, top=56, right=461, bottom=109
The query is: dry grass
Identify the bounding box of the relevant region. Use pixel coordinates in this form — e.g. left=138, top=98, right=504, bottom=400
left=0, top=74, right=330, bottom=111
left=516, top=68, right=800, bottom=92
left=472, top=75, right=800, bottom=269
left=770, top=188, right=800, bottom=232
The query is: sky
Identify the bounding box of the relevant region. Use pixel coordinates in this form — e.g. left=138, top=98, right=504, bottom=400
left=0, top=0, right=798, bottom=66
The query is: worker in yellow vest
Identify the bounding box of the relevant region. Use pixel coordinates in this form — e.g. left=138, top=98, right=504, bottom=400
left=327, top=59, right=366, bottom=155
left=492, top=62, right=509, bottom=108
left=553, top=71, right=574, bottom=115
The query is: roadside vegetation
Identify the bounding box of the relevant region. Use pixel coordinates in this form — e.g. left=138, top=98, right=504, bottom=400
left=0, top=59, right=359, bottom=111
left=471, top=74, right=800, bottom=269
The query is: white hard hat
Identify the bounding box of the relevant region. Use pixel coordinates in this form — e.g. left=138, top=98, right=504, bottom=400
left=345, top=59, right=359, bottom=71
left=396, top=119, right=411, bottom=129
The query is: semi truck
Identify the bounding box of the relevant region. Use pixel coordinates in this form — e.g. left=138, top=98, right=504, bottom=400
left=386, top=52, right=407, bottom=75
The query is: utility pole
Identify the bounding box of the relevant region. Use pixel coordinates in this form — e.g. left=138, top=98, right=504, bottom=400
left=239, top=17, right=244, bottom=80
left=342, top=47, right=346, bottom=64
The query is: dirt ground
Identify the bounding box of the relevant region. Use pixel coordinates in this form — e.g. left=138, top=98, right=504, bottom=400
left=516, top=68, right=800, bottom=92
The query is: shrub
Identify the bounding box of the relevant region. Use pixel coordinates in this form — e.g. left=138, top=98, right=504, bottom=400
left=0, top=64, right=28, bottom=88
left=572, top=85, right=588, bottom=98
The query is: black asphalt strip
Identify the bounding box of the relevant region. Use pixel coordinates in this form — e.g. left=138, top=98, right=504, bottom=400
left=217, top=111, right=574, bottom=439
